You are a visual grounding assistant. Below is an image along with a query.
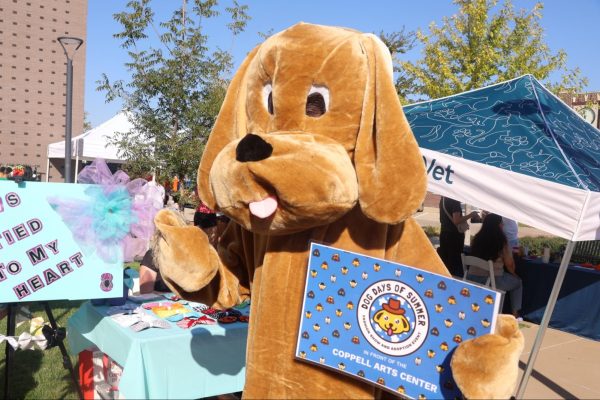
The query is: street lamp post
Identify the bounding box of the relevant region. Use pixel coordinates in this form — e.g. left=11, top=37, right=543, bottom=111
left=57, top=36, right=83, bottom=183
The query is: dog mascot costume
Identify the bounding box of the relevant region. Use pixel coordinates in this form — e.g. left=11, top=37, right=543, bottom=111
left=152, top=23, right=524, bottom=399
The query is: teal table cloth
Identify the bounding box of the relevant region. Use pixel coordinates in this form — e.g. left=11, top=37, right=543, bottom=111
left=68, top=301, right=247, bottom=399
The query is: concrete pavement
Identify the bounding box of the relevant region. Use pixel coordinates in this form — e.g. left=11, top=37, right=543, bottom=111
left=517, top=321, right=600, bottom=399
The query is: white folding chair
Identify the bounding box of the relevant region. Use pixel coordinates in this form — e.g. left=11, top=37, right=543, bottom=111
left=461, top=254, right=496, bottom=290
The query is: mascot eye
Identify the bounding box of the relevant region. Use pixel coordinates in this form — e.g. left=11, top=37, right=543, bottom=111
left=263, top=83, right=274, bottom=115
left=395, top=319, right=400, bottom=324
left=306, top=85, right=329, bottom=117
left=384, top=315, right=389, bottom=321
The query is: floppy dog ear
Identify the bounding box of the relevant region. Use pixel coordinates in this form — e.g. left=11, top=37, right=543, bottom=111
left=354, top=34, right=427, bottom=224
left=197, top=45, right=261, bottom=210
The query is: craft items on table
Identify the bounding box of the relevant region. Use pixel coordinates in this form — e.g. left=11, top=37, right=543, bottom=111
left=142, top=301, right=201, bottom=322
left=106, top=304, right=171, bottom=332
left=128, top=292, right=165, bottom=303
left=174, top=303, right=251, bottom=328
left=233, top=299, right=251, bottom=309
left=201, top=306, right=249, bottom=324
left=176, top=315, right=217, bottom=329
left=129, top=317, right=171, bottom=332
left=105, top=303, right=139, bottom=316
left=162, top=293, right=183, bottom=302
left=97, top=294, right=251, bottom=333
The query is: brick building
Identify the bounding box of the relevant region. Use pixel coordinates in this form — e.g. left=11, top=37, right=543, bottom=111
left=0, top=0, right=87, bottom=181
left=558, top=91, right=600, bottom=130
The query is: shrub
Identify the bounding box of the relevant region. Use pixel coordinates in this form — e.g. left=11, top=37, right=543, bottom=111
left=422, top=226, right=440, bottom=237
left=519, top=236, right=567, bottom=256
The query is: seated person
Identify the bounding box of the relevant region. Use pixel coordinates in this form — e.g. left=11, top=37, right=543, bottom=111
left=139, top=249, right=170, bottom=293
left=2, top=167, right=12, bottom=180
left=194, top=201, right=219, bottom=247
left=467, top=213, right=523, bottom=318
left=216, top=212, right=230, bottom=242
left=502, top=216, right=520, bottom=249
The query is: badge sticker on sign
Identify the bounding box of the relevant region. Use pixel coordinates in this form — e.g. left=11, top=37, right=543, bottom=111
left=295, top=243, right=501, bottom=399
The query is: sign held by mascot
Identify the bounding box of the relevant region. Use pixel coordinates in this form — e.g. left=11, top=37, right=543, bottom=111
left=296, top=243, right=501, bottom=399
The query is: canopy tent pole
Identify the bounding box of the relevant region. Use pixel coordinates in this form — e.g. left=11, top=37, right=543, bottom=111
left=45, top=157, right=50, bottom=182
left=74, top=149, right=80, bottom=184
left=74, top=155, right=79, bottom=183
left=516, top=240, right=576, bottom=397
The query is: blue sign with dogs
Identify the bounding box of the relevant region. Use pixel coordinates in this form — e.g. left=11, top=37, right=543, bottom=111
left=0, top=181, right=124, bottom=303
left=295, top=243, right=500, bottom=399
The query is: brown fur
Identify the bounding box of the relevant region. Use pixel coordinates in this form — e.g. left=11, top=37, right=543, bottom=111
left=451, top=314, right=525, bottom=399
left=152, top=23, right=522, bottom=399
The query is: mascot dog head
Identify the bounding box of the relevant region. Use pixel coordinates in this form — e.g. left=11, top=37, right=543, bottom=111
left=199, top=23, right=426, bottom=234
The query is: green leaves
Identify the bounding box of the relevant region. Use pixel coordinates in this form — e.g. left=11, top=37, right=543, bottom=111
left=97, top=0, right=250, bottom=183
left=226, top=0, right=250, bottom=36
left=393, top=0, right=587, bottom=102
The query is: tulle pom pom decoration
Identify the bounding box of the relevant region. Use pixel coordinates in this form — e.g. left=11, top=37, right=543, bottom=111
left=48, top=159, right=163, bottom=263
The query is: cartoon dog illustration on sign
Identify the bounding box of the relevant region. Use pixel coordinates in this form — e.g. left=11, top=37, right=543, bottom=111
left=373, top=298, right=410, bottom=336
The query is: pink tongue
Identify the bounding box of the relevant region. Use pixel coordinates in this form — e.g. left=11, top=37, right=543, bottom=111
left=249, top=196, right=278, bottom=219
left=387, top=328, right=394, bottom=336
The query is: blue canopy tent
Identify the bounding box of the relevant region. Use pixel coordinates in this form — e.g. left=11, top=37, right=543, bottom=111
left=404, top=74, right=600, bottom=396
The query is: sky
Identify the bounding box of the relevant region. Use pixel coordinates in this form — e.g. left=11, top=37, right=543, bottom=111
left=83, top=0, right=600, bottom=127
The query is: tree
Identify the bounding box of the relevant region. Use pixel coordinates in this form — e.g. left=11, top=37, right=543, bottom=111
left=378, top=28, right=417, bottom=104
left=83, top=111, right=92, bottom=132
left=97, top=0, right=250, bottom=181
left=394, top=0, right=587, bottom=102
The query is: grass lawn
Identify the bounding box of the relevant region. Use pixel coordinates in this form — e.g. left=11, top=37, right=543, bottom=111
left=0, top=301, right=82, bottom=399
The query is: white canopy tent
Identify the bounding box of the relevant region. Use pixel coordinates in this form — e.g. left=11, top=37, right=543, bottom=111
left=46, top=112, right=132, bottom=181
left=404, top=75, right=600, bottom=395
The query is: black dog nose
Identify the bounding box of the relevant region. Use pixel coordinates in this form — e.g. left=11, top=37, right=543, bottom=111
left=235, top=134, right=273, bottom=162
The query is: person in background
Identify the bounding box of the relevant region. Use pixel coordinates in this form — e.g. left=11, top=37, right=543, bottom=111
left=183, top=175, right=192, bottom=189
left=145, top=174, right=166, bottom=210
left=468, top=213, right=523, bottom=318
left=438, top=196, right=479, bottom=277
left=4, top=167, right=12, bottom=179
left=172, top=175, right=180, bottom=193
left=139, top=248, right=170, bottom=293
left=502, top=217, right=520, bottom=249
left=194, top=201, right=219, bottom=247
left=216, top=212, right=230, bottom=241
left=0, top=167, right=7, bottom=180
left=164, top=195, right=179, bottom=211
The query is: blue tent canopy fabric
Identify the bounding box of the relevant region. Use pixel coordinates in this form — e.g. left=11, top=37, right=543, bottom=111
left=405, top=75, right=600, bottom=241
left=404, top=75, right=600, bottom=395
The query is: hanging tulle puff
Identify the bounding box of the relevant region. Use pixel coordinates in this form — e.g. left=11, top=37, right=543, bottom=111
left=48, top=159, right=163, bottom=263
